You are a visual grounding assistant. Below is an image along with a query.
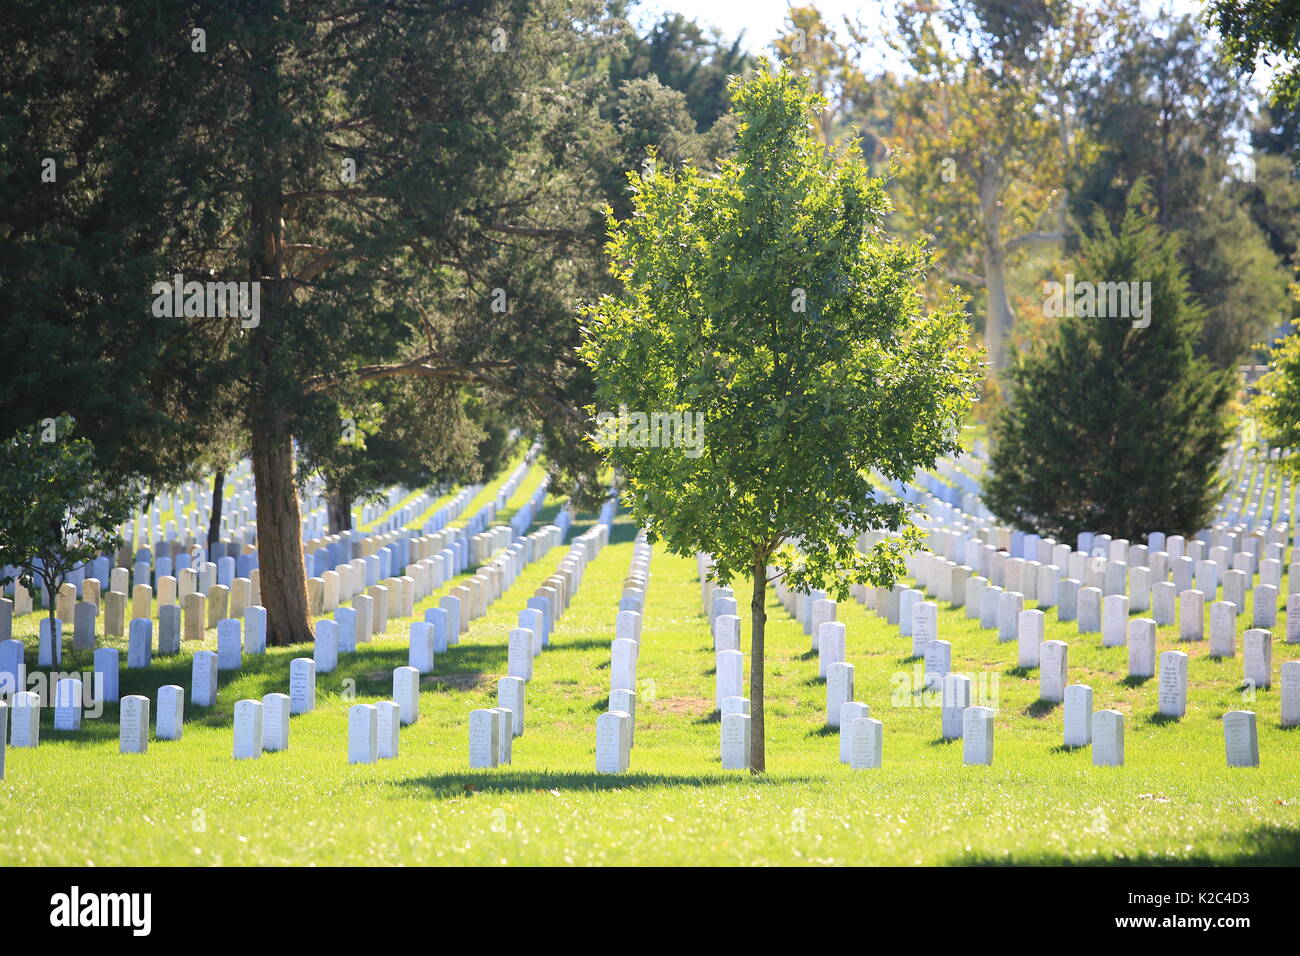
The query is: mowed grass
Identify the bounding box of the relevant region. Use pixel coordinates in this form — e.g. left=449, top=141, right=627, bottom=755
left=2, top=509, right=1299, bottom=865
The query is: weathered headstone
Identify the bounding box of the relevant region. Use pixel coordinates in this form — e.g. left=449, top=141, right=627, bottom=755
left=508, top=628, right=534, bottom=681
left=1101, top=594, right=1128, bottom=648
left=1223, top=710, right=1259, bottom=767
left=1280, top=660, right=1300, bottom=728
left=1128, top=618, right=1157, bottom=678
left=118, top=697, right=150, bottom=754
left=839, top=701, right=869, bottom=761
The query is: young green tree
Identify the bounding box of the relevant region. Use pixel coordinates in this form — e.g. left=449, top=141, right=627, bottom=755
left=0, top=416, right=139, bottom=626
left=1252, top=331, right=1300, bottom=469
left=581, top=65, right=982, bottom=772
left=983, top=185, right=1235, bottom=541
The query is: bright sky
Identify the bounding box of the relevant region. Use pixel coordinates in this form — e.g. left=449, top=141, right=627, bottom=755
left=635, top=0, right=1214, bottom=55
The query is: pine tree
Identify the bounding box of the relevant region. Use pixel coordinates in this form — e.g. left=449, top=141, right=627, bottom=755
left=983, top=184, right=1234, bottom=542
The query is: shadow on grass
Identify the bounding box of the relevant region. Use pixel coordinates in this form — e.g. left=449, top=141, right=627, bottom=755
left=1004, top=665, right=1035, bottom=678
left=1120, top=675, right=1152, bottom=688
left=394, top=769, right=824, bottom=798
left=805, top=725, right=837, bottom=738
left=951, top=826, right=1300, bottom=866
left=1023, top=698, right=1060, bottom=717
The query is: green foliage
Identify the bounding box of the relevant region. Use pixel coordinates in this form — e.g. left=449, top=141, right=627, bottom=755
left=1071, top=6, right=1290, bottom=368
left=1210, top=0, right=1300, bottom=110
left=984, top=185, right=1235, bottom=541
left=0, top=416, right=139, bottom=611
left=1252, top=332, right=1300, bottom=472
left=581, top=65, right=982, bottom=597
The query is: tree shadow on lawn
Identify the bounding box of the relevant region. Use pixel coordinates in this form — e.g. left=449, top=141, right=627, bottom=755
left=951, top=826, right=1300, bottom=866
left=394, top=768, right=823, bottom=798
left=1023, top=698, right=1061, bottom=718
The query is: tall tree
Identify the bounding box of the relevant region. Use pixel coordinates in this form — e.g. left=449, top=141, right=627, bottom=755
left=1071, top=5, right=1290, bottom=367
left=582, top=66, right=982, bottom=771
left=886, top=0, right=1099, bottom=370
left=984, top=185, right=1235, bottom=541
left=1211, top=0, right=1300, bottom=111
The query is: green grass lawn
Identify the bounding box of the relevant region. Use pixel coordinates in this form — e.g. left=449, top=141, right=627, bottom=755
left=2, top=504, right=1299, bottom=865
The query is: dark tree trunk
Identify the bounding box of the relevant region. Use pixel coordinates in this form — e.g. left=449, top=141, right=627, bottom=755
left=207, top=469, right=225, bottom=548
left=749, top=550, right=768, bottom=773
left=245, top=19, right=310, bottom=648
left=250, top=421, right=312, bottom=646
left=327, top=491, right=352, bottom=534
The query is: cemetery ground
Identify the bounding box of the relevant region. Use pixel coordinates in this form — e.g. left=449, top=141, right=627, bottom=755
left=1, top=495, right=1298, bottom=865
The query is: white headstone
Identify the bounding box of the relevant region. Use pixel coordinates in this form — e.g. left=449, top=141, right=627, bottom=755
left=1092, top=709, right=1124, bottom=766
left=232, top=698, right=263, bottom=760
left=847, top=716, right=884, bottom=769
left=393, top=666, right=420, bottom=725
left=1157, top=650, right=1188, bottom=718
left=911, top=601, right=937, bottom=657
left=289, top=658, right=315, bottom=715
left=1223, top=710, right=1259, bottom=767
left=1243, top=628, right=1273, bottom=689
left=118, top=694, right=150, bottom=754
left=468, top=707, right=498, bottom=768
left=9, top=691, right=39, bottom=748
left=962, top=706, right=994, bottom=765
left=508, top=628, right=534, bottom=680
left=1128, top=618, right=1156, bottom=678
left=1018, top=609, right=1044, bottom=668
left=1039, top=640, right=1068, bottom=703
left=839, top=701, right=869, bottom=761
left=191, top=651, right=218, bottom=707
left=826, top=661, right=854, bottom=726
left=715, top=648, right=742, bottom=707
left=262, top=692, right=290, bottom=752
left=156, top=684, right=184, bottom=740
left=217, top=618, right=242, bottom=671
left=610, top=687, right=636, bottom=747
left=940, top=674, right=971, bottom=740
left=1280, top=660, right=1300, bottom=728
left=1062, top=683, right=1093, bottom=748
left=314, top=619, right=339, bottom=674
left=596, top=710, right=631, bottom=773
left=720, top=712, right=751, bottom=770
left=376, top=700, right=400, bottom=759
left=349, top=703, right=379, bottom=765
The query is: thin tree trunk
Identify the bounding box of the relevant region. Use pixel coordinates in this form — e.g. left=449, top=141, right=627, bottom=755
left=250, top=423, right=313, bottom=646
left=327, top=491, right=352, bottom=534
left=207, top=469, right=225, bottom=548
left=749, top=549, right=768, bottom=773
left=983, top=245, right=1014, bottom=370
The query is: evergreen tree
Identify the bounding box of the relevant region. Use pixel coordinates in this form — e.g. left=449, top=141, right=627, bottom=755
left=984, top=184, right=1234, bottom=541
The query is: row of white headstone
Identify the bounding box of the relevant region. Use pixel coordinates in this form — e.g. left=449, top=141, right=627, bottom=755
left=468, top=523, right=612, bottom=769
left=597, top=534, right=652, bottom=774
